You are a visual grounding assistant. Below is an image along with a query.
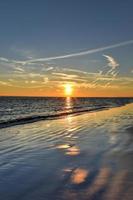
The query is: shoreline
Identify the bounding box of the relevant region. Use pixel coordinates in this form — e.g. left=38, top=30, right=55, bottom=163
left=0, top=102, right=133, bottom=200
left=0, top=102, right=133, bottom=129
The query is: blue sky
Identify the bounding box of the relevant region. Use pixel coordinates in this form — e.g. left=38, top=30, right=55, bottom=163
left=0, top=0, right=133, bottom=96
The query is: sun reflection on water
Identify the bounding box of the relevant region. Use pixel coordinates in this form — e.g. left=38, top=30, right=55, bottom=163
left=65, top=146, right=80, bottom=156
left=65, top=96, right=72, bottom=110
left=71, top=168, right=89, bottom=184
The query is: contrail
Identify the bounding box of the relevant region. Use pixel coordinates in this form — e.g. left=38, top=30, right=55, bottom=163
left=25, top=40, right=133, bottom=63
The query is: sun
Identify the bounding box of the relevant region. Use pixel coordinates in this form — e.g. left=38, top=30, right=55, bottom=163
left=64, top=84, right=73, bottom=96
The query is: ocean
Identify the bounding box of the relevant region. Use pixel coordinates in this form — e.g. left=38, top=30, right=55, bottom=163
left=0, top=97, right=133, bottom=128
left=0, top=97, right=133, bottom=200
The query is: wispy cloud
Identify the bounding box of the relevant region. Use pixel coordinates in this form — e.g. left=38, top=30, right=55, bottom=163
left=88, top=54, right=120, bottom=88
left=22, top=40, right=133, bottom=63
left=103, top=54, right=120, bottom=78
left=15, top=66, right=25, bottom=72
left=52, top=72, right=79, bottom=78
left=0, top=40, right=133, bottom=92
left=103, top=54, right=119, bottom=69
left=1, top=40, right=130, bottom=65
left=0, top=81, right=13, bottom=87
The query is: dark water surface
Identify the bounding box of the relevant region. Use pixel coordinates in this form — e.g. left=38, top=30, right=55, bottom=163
left=0, top=97, right=132, bottom=128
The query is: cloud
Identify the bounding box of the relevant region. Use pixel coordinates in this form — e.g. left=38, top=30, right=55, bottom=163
left=30, top=80, right=37, bottom=84
left=1, top=40, right=130, bottom=65
left=43, top=77, right=49, bottom=83
left=0, top=81, right=13, bottom=86
left=22, top=40, right=133, bottom=63
left=52, top=72, right=79, bottom=78
left=51, top=68, right=102, bottom=84
left=1, top=39, right=133, bottom=66
left=88, top=54, right=120, bottom=87
left=102, top=54, right=120, bottom=81
left=43, top=67, right=54, bottom=71
left=28, top=73, right=43, bottom=78
left=62, top=68, right=90, bottom=75
left=0, top=40, right=132, bottom=91
left=103, top=54, right=119, bottom=69
left=14, top=66, right=25, bottom=72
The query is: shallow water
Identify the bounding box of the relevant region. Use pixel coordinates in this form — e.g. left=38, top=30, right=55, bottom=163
left=0, top=103, right=133, bottom=200
left=0, top=97, right=132, bottom=127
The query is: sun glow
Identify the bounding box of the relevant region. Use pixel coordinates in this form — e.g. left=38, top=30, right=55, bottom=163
left=64, top=84, right=73, bottom=96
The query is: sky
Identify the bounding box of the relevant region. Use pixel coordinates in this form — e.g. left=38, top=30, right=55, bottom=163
left=0, top=0, right=133, bottom=97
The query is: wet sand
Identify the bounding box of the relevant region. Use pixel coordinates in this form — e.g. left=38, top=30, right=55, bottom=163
left=0, top=103, right=133, bottom=200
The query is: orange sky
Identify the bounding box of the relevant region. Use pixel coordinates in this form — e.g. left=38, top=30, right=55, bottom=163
left=0, top=58, right=133, bottom=97
left=0, top=83, right=133, bottom=97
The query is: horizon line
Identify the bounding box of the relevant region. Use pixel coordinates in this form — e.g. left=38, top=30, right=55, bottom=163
left=0, top=95, right=133, bottom=98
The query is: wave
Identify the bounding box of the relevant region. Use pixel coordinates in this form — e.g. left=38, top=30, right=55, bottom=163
left=0, top=106, right=111, bottom=129
left=0, top=102, right=130, bottom=129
